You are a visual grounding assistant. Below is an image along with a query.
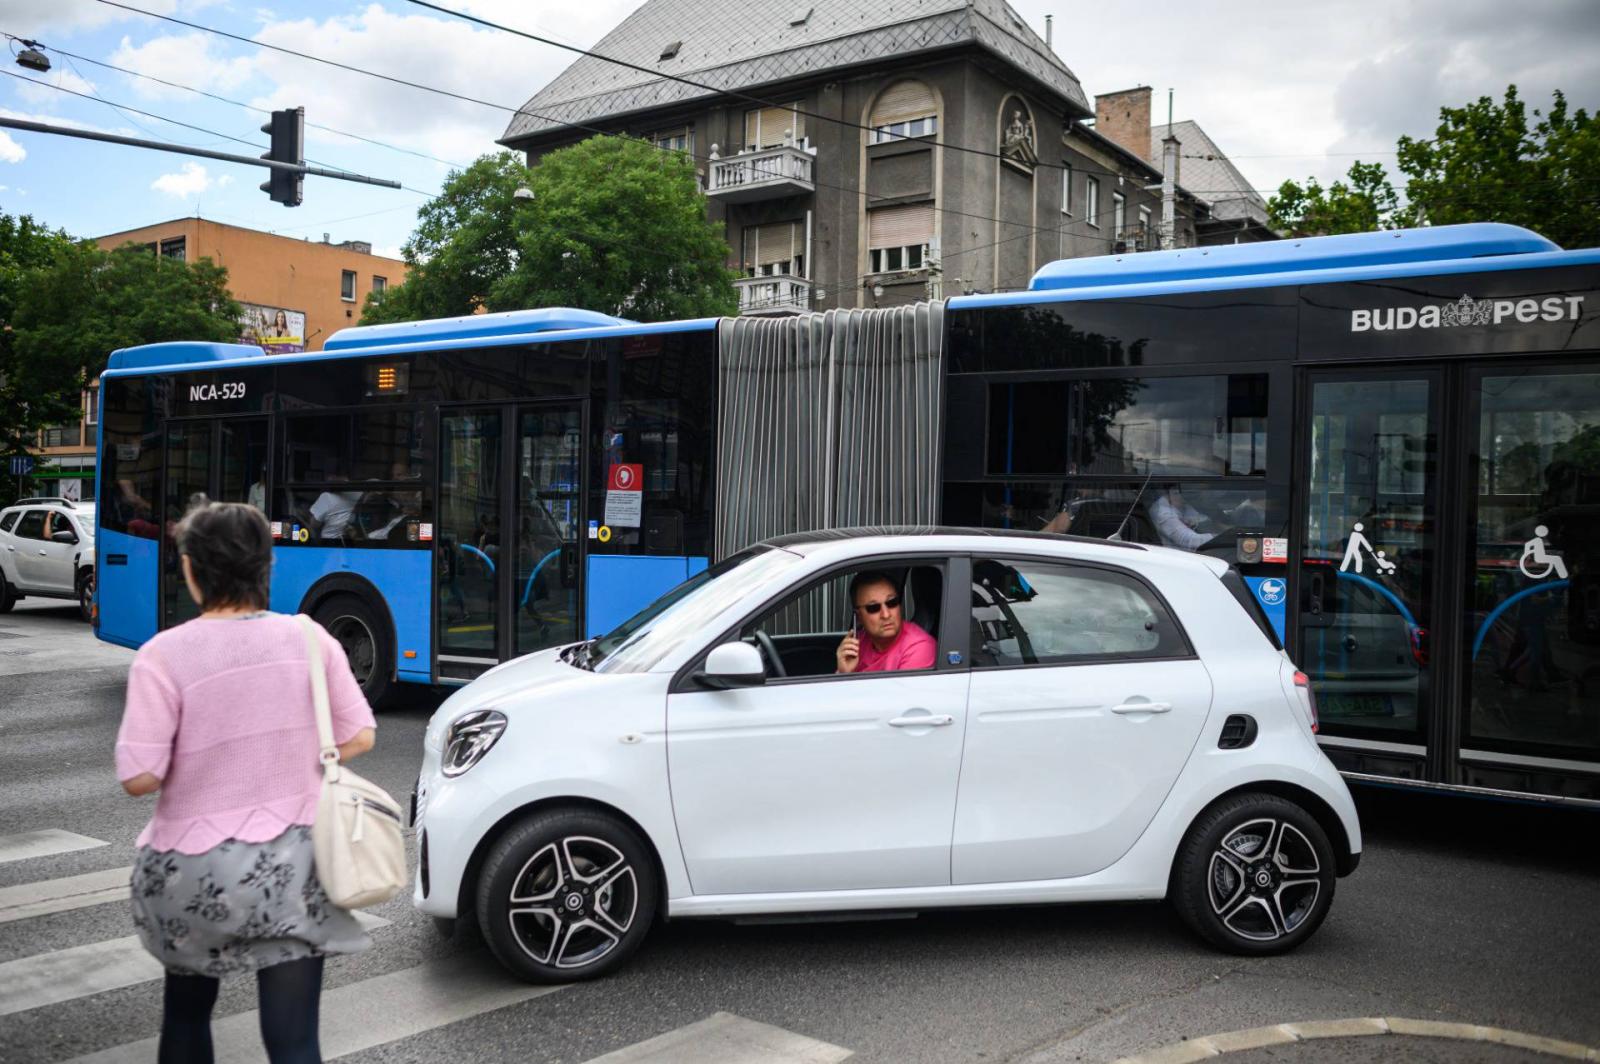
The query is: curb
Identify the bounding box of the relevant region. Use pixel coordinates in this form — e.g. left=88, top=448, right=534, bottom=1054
left=1112, top=1017, right=1600, bottom=1063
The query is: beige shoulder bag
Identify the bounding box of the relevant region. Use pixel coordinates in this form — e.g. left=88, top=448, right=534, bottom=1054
left=296, top=614, right=407, bottom=910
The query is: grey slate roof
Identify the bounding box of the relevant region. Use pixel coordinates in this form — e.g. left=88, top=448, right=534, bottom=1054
left=501, top=0, right=1089, bottom=144
left=1151, top=119, right=1267, bottom=223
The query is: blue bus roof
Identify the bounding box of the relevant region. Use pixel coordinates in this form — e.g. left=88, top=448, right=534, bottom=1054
left=104, top=309, right=717, bottom=376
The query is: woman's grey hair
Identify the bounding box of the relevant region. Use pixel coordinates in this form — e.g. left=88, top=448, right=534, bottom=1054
left=175, top=501, right=272, bottom=612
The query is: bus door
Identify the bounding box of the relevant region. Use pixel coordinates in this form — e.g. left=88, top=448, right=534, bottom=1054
left=437, top=401, right=584, bottom=681
left=160, top=416, right=270, bottom=628
left=1294, top=369, right=1441, bottom=781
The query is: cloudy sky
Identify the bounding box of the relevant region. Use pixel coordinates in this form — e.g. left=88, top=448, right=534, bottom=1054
left=2, top=0, right=1596, bottom=258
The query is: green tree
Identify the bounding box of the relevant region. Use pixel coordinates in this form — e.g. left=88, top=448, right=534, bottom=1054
left=0, top=212, right=79, bottom=460
left=493, top=136, right=735, bottom=320
left=361, top=152, right=532, bottom=324
left=1267, top=161, right=1400, bottom=236
left=2, top=224, right=241, bottom=459
left=1398, top=86, right=1600, bottom=249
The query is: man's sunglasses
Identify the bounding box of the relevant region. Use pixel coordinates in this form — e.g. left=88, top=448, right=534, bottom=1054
left=856, top=596, right=902, bottom=615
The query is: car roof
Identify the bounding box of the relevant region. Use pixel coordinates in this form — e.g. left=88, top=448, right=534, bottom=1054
left=757, top=525, right=1232, bottom=578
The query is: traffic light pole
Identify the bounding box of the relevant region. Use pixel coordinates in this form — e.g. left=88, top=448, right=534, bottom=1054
left=0, top=116, right=402, bottom=191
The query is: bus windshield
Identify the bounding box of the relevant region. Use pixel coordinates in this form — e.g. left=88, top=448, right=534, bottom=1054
left=584, top=546, right=802, bottom=674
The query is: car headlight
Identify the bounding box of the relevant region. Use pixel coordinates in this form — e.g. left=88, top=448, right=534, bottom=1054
left=442, top=710, right=507, bottom=777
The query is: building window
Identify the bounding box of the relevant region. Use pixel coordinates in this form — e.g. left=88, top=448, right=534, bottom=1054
left=372, top=276, right=387, bottom=297
left=869, top=81, right=938, bottom=144
left=867, top=202, right=934, bottom=273
left=340, top=270, right=357, bottom=301
left=41, top=423, right=82, bottom=448
left=1085, top=178, right=1100, bottom=227
left=745, top=104, right=803, bottom=150
left=85, top=384, right=99, bottom=426
left=743, top=221, right=804, bottom=277
left=650, top=127, right=692, bottom=153
left=159, top=237, right=186, bottom=261
left=1112, top=192, right=1126, bottom=238
left=1060, top=163, right=1073, bottom=215
left=1138, top=206, right=1153, bottom=244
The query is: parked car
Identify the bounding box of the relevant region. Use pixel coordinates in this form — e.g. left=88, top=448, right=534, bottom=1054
left=412, top=528, right=1361, bottom=983
left=0, top=498, right=97, bottom=621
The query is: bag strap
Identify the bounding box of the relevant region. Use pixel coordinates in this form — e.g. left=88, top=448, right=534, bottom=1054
left=295, top=614, right=341, bottom=781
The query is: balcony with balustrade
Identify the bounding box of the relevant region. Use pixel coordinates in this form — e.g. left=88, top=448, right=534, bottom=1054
left=734, top=275, right=813, bottom=316
left=707, top=143, right=815, bottom=204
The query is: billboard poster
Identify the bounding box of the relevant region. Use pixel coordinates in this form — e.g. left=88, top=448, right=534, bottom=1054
left=238, top=302, right=307, bottom=354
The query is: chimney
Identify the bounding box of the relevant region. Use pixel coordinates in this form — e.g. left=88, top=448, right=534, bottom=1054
left=1045, top=14, right=1053, bottom=49
left=1094, top=86, right=1153, bottom=162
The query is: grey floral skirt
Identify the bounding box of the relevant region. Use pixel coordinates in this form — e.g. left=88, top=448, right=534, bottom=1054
left=130, top=824, right=371, bottom=978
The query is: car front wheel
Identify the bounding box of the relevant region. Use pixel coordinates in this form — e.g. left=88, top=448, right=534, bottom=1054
left=1172, top=792, right=1336, bottom=955
left=77, top=569, right=95, bottom=623
left=476, top=809, right=657, bottom=984
left=0, top=578, right=14, bottom=613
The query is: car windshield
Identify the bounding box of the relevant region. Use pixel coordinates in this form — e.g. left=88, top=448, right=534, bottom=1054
left=586, top=546, right=802, bottom=674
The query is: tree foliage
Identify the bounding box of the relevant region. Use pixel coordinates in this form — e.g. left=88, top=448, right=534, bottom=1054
left=0, top=213, right=241, bottom=459
left=366, top=138, right=737, bottom=325
left=1266, top=87, right=1599, bottom=245
left=361, top=152, right=531, bottom=324
left=1267, top=161, right=1400, bottom=237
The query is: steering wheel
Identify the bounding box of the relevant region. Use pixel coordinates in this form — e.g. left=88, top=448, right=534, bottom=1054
left=752, top=630, right=787, bottom=678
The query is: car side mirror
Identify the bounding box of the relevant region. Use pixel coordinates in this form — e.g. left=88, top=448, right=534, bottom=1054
left=51, top=529, right=78, bottom=544
left=693, top=641, right=766, bottom=690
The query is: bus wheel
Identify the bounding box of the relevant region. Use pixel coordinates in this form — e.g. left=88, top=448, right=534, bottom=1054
left=313, top=593, right=394, bottom=709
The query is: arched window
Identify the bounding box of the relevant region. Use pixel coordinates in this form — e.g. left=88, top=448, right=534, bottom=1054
left=869, top=81, right=939, bottom=144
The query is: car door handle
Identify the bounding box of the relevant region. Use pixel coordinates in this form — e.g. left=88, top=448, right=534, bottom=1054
left=37, top=550, right=49, bottom=556
left=888, top=714, right=954, bottom=727
left=1111, top=701, right=1172, bottom=715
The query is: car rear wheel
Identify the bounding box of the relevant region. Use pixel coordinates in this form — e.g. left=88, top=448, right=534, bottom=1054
left=77, top=569, right=95, bottom=623
left=476, top=809, right=657, bottom=984
left=312, top=593, right=394, bottom=708
left=0, top=578, right=14, bottom=613
left=1172, top=792, right=1336, bottom=955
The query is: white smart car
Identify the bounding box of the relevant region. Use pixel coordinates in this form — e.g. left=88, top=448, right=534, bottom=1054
left=414, top=529, right=1361, bottom=982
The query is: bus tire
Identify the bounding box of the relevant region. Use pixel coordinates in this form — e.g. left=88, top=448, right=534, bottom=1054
left=312, top=593, right=395, bottom=709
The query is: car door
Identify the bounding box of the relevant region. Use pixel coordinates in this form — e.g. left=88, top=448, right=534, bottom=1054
left=34, top=511, right=78, bottom=593
left=666, top=557, right=969, bottom=896
left=9, top=510, right=50, bottom=591
left=951, top=553, right=1213, bottom=884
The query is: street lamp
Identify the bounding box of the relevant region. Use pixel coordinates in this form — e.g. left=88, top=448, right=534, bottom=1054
left=12, top=39, right=50, bottom=73
left=513, top=186, right=534, bottom=201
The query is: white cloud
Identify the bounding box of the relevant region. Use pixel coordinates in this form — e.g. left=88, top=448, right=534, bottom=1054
left=109, top=32, right=257, bottom=100
left=0, top=134, right=25, bottom=165
left=217, top=174, right=234, bottom=187
left=12, top=70, right=99, bottom=109
left=151, top=161, right=214, bottom=197
left=245, top=2, right=638, bottom=168
left=3, top=0, right=198, bottom=38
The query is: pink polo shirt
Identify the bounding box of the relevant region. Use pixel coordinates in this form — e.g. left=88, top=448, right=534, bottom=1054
left=115, top=613, right=376, bottom=854
left=857, top=620, right=937, bottom=673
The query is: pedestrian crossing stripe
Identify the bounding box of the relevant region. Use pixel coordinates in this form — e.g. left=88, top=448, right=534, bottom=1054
left=580, top=1011, right=853, bottom=1063
left=0, top=866, right=130, bottom=924
left=0, top=829, right=108, bottom=864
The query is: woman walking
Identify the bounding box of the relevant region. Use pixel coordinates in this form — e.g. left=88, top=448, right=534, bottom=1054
left=115, top=501, right=378, bottom=1063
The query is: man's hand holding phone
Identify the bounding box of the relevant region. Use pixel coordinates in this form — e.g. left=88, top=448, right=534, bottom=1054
left=836, top=629, right=861, bottom=674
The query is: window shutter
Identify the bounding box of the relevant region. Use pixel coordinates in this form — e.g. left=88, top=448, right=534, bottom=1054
left=746, top=105, right=802, bottom=149
left=749, top=222, right=797, bottom=265
left=871, top=81, right=937, bottom=125
left=868, top=203, right=934, bottom=248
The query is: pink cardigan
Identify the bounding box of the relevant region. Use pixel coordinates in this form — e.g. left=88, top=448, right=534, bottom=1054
left=115, top=613, right=377, bottom=854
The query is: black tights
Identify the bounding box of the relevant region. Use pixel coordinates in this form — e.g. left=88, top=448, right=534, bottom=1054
left=158, top=956, right=325, bottom=1064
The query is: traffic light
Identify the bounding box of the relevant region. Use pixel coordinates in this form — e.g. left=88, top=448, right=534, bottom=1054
left=260, top=107, right=304, bottom=207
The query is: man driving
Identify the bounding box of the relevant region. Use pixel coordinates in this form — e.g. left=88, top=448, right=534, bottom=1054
left=836, top=571, right=936, bottom=674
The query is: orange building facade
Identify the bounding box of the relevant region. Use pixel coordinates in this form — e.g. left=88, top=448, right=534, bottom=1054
left=21, top=218, right=407, bottom=503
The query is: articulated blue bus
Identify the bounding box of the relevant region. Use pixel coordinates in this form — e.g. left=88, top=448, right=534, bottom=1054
left=96, top=223, right=1600, bottom=805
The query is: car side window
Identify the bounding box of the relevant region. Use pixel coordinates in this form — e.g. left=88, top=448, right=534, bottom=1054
left=0, top=511, right=17, bottom=533
left=14, top=510, right=46, bottom=540
left=737, top=561, right=946, bottom=680
left=970, top=557, right=1189, bottom=668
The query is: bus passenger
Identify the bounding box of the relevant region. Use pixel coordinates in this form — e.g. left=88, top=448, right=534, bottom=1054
left=311, top=477, right=363, bottom=540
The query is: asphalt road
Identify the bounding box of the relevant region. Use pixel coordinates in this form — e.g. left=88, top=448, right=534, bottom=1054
left=1, top=599, right=1597, bottom=1063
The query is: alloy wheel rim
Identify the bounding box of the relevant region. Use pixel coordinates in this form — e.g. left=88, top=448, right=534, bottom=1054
left=1208, top=817, right=1321, bottom=942
left=327, top=614, right=375, bottom=686
left=506, top=835, right=638, bottom=969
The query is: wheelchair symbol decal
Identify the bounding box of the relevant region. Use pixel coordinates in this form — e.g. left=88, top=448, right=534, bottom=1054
left=1519, top=526, right=1567, bottom=580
